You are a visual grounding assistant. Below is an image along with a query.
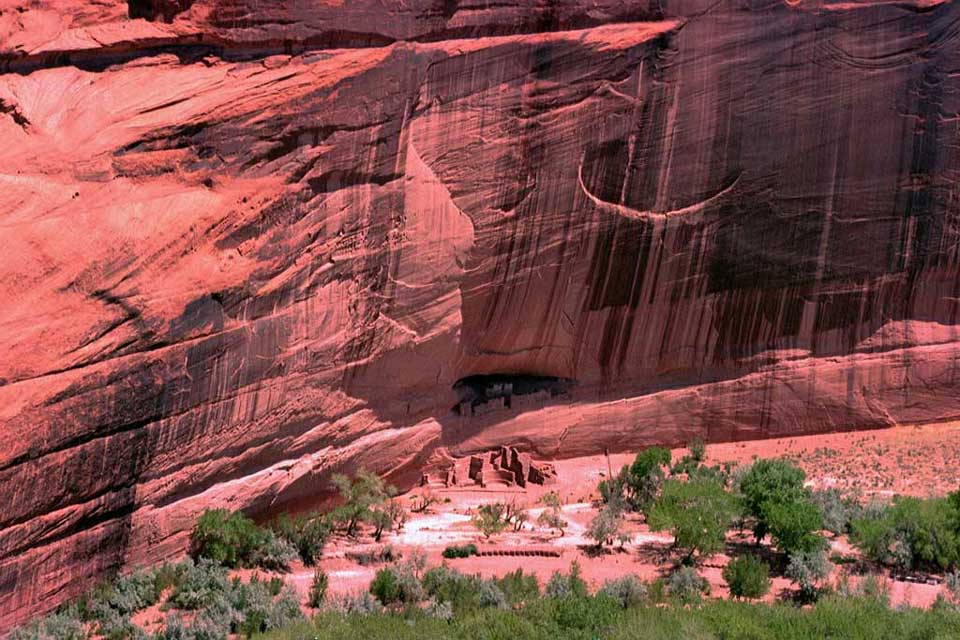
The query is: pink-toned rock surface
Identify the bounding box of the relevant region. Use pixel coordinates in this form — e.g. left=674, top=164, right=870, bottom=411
left=1, top=0, right=959, bottom=629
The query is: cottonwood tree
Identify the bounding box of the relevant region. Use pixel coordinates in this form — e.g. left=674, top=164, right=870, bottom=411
left=648, top=477, right=738, bottom=564
left=330, top=470, right=398, bottom=538
left=587, top=503, right=627, bottom=550
left=537, top=492, right=568, bottom=537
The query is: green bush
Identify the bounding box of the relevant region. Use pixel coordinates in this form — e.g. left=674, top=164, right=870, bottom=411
left=309, top=569, right=329, bottom=608
left=813, top=488, right=860, bottom=536
left=494, top=569, right=540, bottom=607
left=9, top=611, right=86, bottom=640
left=169, top=559, right=230, bottom=610
left=153, top=561, right=189, bottom=595
left=786, top=550, right=831, bottom=603
left=544, top=562, right=588, bottom=599
left=624, top=447, right=672, bottom=511
left=422, top=567, right=483, bottom=613
left=441, top=544, right=478, bottom=559
left=722, top=555, right=772, bottom=601
left=190, top=509, right=267, bottom=569
left=250, top=533, right=298, bottom=572
left=270, top=514, right=329, bottom=566
left=850, top=495, right=960, bottom=572
left=598, top=576, right=648, bottom=609
left=667, top=567, right=709, bottom=605
left=369, top=563, right=423, bottom=607
left=369, top=569, right=401, bottom=606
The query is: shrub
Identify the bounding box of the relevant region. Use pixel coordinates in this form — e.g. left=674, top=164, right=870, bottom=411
left=169, top=559, right=230, bottom=610
left=857, top=575, right=891, bottom=607
left=495, top=569, right=540, bottom=607
left=155, top=614, right=190, bottom=640
left=478, top=580, right=508, bottom=610
left=722, top=555, right=772, bottom=600
left=10, top=611, right=86, bottom=640
left=422, top=567, right=483, bottom=613
left=368, top=559, right=424, bottom=607
left=648, top=477, right=738, bottom=563
left=850, top=495, right=960, bottom=572
left=190, top=509, right=268, bottom=568
left=330, top=591, right=383, bottom=616
left=228, top=581, right=272, bottom=637
left=947, top=571, right=960, bottom=603
left=441, top=544, right=478, bottom=559
left=266, top=587, right=304, bottom=631
left=536, top=492, right=568, bottom=537
left=251, top=532, right=298, bottom=572
left=786, top=550, right=831, bottom=603
left=368, top=568, right=401, bottom=606
left=153, top=561, right=189, bottom=595
left=191, top=596, right=236, bottom=640
left=598, top=576, right=648, bottom=609
left=813, top=488, right=859, bottom=536
left=270, top=514, right=329, bottom=565
left=227, top=580, right=302, bottom=637
left=689, top=438, right=706, bottom=463
left=545, top=561, right=588, bottom=599
left=157, top=608, right=231, bottom=640
left=668, top=567, right=709, bottom=605
left=424, top=599, right=454, bottom=621
left=586, top=503, right=626, bottom=549
left=94, top=610, right=147, bottom=640
left=111, top=570, right=161, bottom=614
left=411, top=489, right=440, bottom=513
left=308, top=569, right=328, bottom=608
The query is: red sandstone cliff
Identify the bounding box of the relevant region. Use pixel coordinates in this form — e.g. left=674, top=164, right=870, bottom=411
left=1, top=0, right=959, bottom=629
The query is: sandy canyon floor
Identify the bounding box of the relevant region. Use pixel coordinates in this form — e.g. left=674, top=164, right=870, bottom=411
left=125, top=421, right=960, bottom=633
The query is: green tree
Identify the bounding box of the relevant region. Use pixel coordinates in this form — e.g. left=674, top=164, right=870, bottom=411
left=722, top=555, right=772, bottom=600
left=369, top=498, right=405, bottom=542
left=190, top=509, right=268, bottom=568
left=648, top=478, right=738, bottom=564
left=623, top=447, right=672, bottom=512
left=270, top=513, right=329, bottom=565
left=850, top=495, right=960, bottom=572
left=765, top=498, right=825, bottom=556
left=330, top=470, right=397, bottom=538
left=586, top=503, right=626, bottom=550
left=739, top=459, right=809, bottom=543
left=473, top=503, right=509, bottom=539
left=537, top=492, right=568, bottom=537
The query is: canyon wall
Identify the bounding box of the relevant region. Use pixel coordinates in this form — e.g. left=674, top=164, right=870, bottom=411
left=1, top=0, right=959, bottom=628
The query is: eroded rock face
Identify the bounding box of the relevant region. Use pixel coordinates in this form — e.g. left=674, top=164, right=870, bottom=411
left=1, top=0, right=958, bottom=628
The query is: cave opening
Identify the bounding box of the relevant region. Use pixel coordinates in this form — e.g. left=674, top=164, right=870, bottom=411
left=452, top=374, right=575, bottom=416
left=128, top=0, right=194, bottom=23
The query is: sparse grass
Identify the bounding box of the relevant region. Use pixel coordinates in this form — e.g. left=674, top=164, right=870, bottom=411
left=256, top=594, right=960, bottom=640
